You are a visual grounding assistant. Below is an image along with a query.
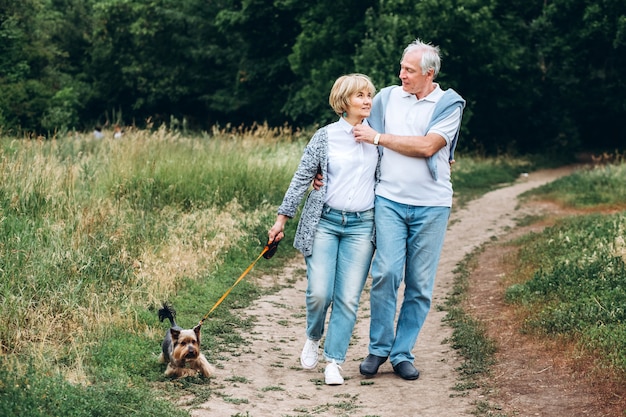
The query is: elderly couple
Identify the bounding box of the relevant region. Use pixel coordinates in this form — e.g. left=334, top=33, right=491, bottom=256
left=268, top=39, right=465, bottom=385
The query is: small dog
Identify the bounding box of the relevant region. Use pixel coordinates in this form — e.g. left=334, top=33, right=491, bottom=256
left=158, top=303, right=214, bottom=378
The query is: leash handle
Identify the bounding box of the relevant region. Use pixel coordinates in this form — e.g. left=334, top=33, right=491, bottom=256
left=263, top=238, right=280, bottom=259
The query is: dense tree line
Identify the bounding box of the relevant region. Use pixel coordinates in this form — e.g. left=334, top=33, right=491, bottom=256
left=0, top=0, right=624, bottom=155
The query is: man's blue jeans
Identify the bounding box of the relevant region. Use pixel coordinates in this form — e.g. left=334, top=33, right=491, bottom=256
left=304, top=205, right=374, bottom=364
left=368, top=195, right=450, bottom=365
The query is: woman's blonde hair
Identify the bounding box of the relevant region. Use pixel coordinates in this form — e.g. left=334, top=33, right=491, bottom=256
left=329, top=74, right=376, bottom=116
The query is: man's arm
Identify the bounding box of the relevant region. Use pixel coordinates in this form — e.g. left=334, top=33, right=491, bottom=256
left=353, top=124, right=445, bottom=158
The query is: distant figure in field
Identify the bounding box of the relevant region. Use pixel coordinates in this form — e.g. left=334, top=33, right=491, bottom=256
left=114, top=125, right=123, bottom=138
left=93, top=126, right=104, bottom=139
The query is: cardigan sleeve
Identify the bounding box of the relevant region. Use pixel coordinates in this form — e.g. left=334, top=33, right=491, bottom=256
left=277, top=129, right=325, bottom=218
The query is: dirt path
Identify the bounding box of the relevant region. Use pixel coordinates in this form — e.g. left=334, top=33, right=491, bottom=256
left=191, top=166, right=578, bottom=417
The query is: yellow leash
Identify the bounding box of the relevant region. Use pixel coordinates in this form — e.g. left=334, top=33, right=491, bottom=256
left=198, top=240, right=278, bottom=327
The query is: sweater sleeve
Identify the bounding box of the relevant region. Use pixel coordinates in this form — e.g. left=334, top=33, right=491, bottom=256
left=424, top=89, right=466, bottom=179
left=277, top=129, right=324, bottom=218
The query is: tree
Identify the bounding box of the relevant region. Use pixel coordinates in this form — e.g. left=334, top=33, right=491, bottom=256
left=86, top=0, right=238, bottom=129
left=0, top=0, right=93, bottom=133
left=211, top=0, right=301, bottom=126
left=356, top=0, right=530, bottom=154
left=356, top=0, right=626, bottom=154
left=281, top=0, right=378, bottom=126
left=0, top=0, right=56, bottom=133
left=0, top=0, right=623, bottom=154
left=525, top=0, right=626, bottom=152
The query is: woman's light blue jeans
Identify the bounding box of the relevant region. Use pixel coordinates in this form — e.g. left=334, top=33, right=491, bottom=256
left=304, top=205, right=374, bottom=364
left=368, top=195, right=450, bottom=366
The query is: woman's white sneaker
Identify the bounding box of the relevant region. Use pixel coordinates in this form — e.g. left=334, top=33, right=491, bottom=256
left=300, top=339, right=319, bottom=369
left=324, top=360, right=344, bottom=385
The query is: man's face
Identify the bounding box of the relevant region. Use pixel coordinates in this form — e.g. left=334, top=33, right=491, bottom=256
left=399, top=50, right=432, bottom=96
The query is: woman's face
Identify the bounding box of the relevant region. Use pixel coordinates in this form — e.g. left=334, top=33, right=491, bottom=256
left=345, top=89, right=373, bottom=122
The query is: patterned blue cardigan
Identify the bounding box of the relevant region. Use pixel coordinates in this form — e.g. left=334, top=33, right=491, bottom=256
left=277, top=126, right=378, bottom=257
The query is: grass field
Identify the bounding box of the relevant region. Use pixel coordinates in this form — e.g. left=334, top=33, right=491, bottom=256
left=0, top=126, right=306, bottom=416
left=0, top=127, right=624, bottom=416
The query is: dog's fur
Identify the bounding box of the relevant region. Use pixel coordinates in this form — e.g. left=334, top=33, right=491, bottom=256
left=158, top=303, right=214, bottom=378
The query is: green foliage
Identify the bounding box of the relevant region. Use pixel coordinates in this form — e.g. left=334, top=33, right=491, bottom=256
left=526, top=0, right=626, bottom=153
left=212, top=0, right=301, bottom=125
left=586, top=324, right=626, bottom=371
left=282, top=0, right=378, bottom=125
left=88, top=0, right=224, bottom=126
left=0, top=0, right=86, bottom=133
left=41, top=87, right=81, bottom=133
left=0, top=0, right=625, bottom=158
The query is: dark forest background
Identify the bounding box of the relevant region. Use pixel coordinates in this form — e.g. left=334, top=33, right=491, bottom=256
left=1, top=0, right=625, bottom=156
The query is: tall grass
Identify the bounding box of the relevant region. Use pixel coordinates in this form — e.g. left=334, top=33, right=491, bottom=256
left=0, top=126, right=306, bottom=415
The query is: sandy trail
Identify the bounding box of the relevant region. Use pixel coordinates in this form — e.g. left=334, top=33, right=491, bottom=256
left=192, top=167, right=575, bottom=417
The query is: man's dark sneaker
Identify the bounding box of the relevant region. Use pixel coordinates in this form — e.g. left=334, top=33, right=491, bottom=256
left=359, top=354, right=388, bottom=376
left=392, top=361, right=420, bottom=380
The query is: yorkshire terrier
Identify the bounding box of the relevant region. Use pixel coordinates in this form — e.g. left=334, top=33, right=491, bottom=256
left=158, top=303, right=214, bottom=378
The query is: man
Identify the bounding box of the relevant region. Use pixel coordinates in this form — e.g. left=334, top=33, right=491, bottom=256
left=353, top=38, right=465, bottom=380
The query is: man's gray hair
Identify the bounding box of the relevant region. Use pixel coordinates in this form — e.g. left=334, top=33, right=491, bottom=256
left=402, top=39, right=441, bottom=78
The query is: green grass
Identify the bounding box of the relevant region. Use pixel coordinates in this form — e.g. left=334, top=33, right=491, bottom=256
left=451, top=155, right=536, bottom=206
left=0, top=127, right=305, bottom=416
left=505, top=212, right=626, bottom=370
left=509, top=162, right=626, bottom=374
left=0, top=359, right=188, bottom=417
left=443, top=245, right=497, bottom=388
left=520, top=162, right=626, bottom=210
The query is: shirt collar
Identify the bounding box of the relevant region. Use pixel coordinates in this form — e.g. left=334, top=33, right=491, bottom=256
left=337, top=116, right=369, bottom=133
left=401, top=83, right=443, bottom=102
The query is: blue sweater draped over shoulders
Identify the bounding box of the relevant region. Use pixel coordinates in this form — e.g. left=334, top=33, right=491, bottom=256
left=368, top=85, right=465, bottom=181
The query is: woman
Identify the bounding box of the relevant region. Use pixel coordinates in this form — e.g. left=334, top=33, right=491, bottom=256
left=268, top=74, right=378, bottom=385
